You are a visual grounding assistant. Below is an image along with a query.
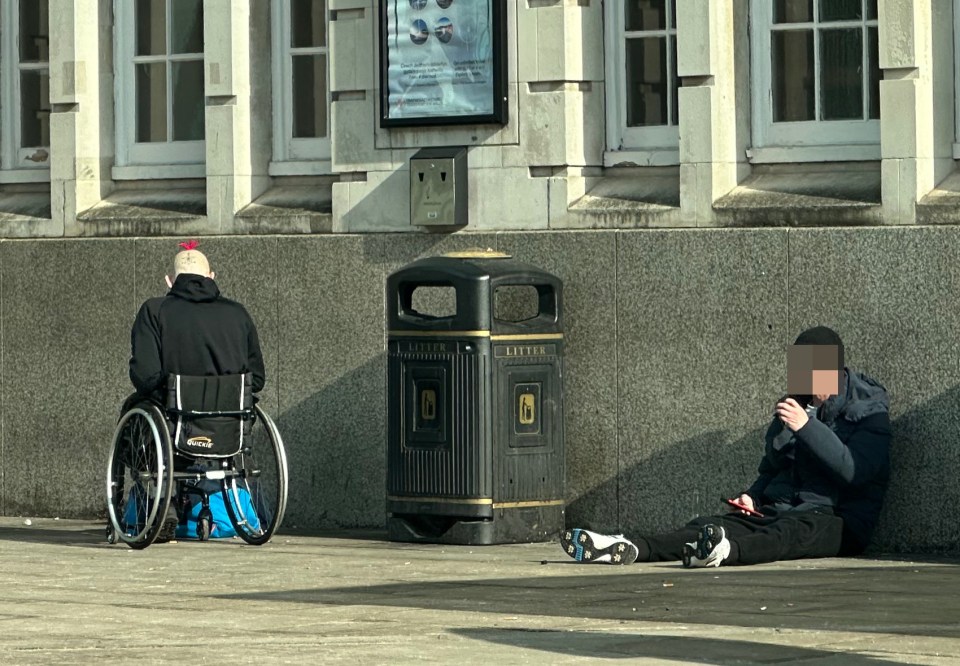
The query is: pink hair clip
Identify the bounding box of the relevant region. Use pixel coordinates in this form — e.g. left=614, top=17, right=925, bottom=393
left=179, top=240, right=199, bottom=251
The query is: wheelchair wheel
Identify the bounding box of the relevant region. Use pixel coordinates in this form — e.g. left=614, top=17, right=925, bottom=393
left=105, top=402, right=174, bottom=549
left=222, top=405, right=288, bottom=545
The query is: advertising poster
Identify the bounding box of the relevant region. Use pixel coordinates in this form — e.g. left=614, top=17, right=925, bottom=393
left=380, top=0, right=507, bottom=126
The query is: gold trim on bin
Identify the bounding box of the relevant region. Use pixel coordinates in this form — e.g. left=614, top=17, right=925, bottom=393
left=490, top=333, right=564, bottom=341
left=443, top=249, right=511, bottom=259
left=389, top=330, right=491, bottom=338
left=492, top=499, right=565, bottom=509
left=387, top=495, right=494, bottom=505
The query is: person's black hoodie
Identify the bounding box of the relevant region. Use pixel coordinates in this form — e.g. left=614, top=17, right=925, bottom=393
left=747, top=369, right=891, bottom=554
left=129, top=273, right=265, bottom=396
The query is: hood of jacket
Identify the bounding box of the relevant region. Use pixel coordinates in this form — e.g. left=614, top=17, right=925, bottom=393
left=168, top=273, right=220, bottom=303
left=819, top=368, right=889, bottom=425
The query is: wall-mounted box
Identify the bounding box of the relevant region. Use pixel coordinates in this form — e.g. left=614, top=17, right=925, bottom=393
left=410, top=147, right=468, bottom=227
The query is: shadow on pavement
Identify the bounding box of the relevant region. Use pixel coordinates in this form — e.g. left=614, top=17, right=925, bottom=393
left=216, top=565, right=960, bottom=640
left=0, top=525, right=107, bottom=548
left=448, top=628, right=911, bottom=664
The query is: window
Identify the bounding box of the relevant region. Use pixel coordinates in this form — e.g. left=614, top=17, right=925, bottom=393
left=271, top=0, right=329, bottom=175
left=604, top=0, right=680, bottom=165
left=115, top=0, right=205, bottom=172
left=0, top=0, right=50, bottom=179
left=751, top=0, right=880, bottom=162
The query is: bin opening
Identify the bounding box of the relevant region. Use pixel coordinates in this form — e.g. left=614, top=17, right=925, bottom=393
left=494, top=284, right=558, bottom=324
left=400, top=283, right=458, bottom=320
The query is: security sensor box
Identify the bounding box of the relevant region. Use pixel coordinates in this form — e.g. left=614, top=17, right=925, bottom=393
left=410, top=147, right=467, bottom=227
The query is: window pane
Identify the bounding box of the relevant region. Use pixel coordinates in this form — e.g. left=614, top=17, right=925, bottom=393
left=291, top=0, right=326, bottom=48
left=172, top=60, right=205, bottom=140
left=819, top=0, right=862, bottom=22
left=625, top=0, right=666, bottom=32
left=20, top=70, right=50, bottom=147
left=867, top=0, right=877, bottom=20
left=625, top=36, right=668, bottom=126
left=136, top=62, right=167, bottom=142
left=868, top=27, right=880, bottom=119
left=772, top=30, right=814, bottom=121
left=171, top=0, right=204, bottom=54
left=820, top=28, right=863, bottom=120
left=136, top=0, right=166, bottom=56
left=19, top=0, right=49, bottom=62
left=292, top=54, right=327, bottom=138
left=773, top=0, right=813, bottom=24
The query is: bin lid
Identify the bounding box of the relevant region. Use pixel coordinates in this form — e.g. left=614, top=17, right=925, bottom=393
left=386, top=253, right=563, bottom=335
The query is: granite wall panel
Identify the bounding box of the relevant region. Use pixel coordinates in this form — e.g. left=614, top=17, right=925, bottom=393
left=1, top=239, right=135, bottom=518
left=615, top=229, right=789, bottom=536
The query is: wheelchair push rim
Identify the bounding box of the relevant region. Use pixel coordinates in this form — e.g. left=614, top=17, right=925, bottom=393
left=221, top=404, right=289, bottom=545
left=105, top=404, right=174, bottom=548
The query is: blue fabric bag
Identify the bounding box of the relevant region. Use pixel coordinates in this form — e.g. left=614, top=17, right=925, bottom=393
left=121, top=482, right=260, bottom=539
left=175, top=480, right=261, bottom=539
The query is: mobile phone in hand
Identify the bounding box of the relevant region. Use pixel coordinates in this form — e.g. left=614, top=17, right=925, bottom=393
left=724, top=497, right=764, bottom=518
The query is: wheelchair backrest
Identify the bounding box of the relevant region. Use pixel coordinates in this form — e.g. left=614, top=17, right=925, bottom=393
left=166, top=373, right=253, bottom=458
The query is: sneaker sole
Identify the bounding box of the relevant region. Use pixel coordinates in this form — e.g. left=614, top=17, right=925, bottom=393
left=696, top=524, right=724, bottom=561
left=560, top=529, right=639, bottom=565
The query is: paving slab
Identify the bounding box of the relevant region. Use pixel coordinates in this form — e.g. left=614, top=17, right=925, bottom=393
left=0, top=517, right=958, bottom=665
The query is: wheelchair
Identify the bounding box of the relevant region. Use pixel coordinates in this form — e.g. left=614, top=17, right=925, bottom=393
left=105, top=373, right=289, bottom=549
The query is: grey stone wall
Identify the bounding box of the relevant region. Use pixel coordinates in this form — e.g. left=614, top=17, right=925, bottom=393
left=1, top=228, right=958, bottom=553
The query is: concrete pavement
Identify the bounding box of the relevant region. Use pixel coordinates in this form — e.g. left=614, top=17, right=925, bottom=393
left=0, top=517, right=958, bottom=664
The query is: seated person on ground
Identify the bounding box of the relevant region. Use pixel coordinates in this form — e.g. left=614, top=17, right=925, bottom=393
left=560, top=326, right=891, bottom=568
left=125, top=240, right=266, bottom=536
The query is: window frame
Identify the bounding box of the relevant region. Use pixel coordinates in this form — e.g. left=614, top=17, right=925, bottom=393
left=603, top=0, right=680, bottom=166
left=954, top=0, right=960, bottom=158
left=750, top=0, right=880, bottom=163
left=113, top=0, right=205, bottom=172
left=0, top=0, right=51, bottom=179
left=270, top=0, right=331, bottom=176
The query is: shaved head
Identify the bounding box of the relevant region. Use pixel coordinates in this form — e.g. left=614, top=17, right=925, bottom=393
left=174, top=249, right=211, bottom=277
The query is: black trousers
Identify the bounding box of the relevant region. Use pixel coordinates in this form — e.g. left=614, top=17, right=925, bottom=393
left=633, top=511, right=845, bottom=566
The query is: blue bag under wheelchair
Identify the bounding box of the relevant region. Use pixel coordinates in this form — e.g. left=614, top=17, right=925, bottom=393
left=122, top=480, right=260, bottom=539
left=174, top=477, right=261, bottom=539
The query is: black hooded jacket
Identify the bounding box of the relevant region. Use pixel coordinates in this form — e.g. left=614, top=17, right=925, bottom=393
left=746, top=369, right=891, bottom=553
left=129, top=274, right=265, bottom=396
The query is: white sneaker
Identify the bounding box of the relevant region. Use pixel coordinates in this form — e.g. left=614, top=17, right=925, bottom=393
left=682, top=524, right=730, bottom=568
left=559, top=528, right=639, bottom=565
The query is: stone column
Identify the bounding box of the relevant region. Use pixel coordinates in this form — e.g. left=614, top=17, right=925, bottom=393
left=204, top=0, right=271, bottom=232
left=49, top=0, right=112, bottom=236
left=676, top=0, right=744, bottom=226
left=879, top=0, right=953, bottom=224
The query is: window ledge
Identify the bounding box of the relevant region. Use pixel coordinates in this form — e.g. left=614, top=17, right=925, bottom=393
left=918, top=170, right=960, bottom=224
left=235, top=182, right=333, bottom=234
left=268, top=160, right=332, bottom=177
left=603, top=149, right=680, bottom=168
left=0, top=169, right=50, bottom=184
left=564, top=169, right=682, bottom=228
left=77, top=187, right=206, bottom=234
left=112, top=164, right=206, bottom=181
left=747, top=144, right=881, bottom=164
left=714, top=162, right=881, bottom=226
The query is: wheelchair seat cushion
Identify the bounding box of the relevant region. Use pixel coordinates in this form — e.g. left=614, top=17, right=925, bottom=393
left=166, top=374, right=253, bottom=458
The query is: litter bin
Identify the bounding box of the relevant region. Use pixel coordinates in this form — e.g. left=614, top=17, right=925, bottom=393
left=385, top=250, right=564, bottom=544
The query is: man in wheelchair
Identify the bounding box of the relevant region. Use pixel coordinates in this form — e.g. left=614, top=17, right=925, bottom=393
left=128, top=240, right=265, bottom=402
left=108, top=241, right=285, bottom=548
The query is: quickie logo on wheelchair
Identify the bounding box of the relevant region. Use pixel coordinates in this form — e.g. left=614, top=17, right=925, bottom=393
left=186, top=436, right=214, bottom=449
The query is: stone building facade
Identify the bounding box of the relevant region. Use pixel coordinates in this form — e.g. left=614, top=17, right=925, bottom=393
left=2, top=0, right=960, bottom=553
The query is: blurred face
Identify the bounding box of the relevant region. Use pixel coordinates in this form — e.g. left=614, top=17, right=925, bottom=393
left=788, top=344, right=841, bottom=404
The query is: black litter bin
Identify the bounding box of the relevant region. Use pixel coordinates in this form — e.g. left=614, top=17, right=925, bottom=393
left=385, top=250, right=564, bottom=544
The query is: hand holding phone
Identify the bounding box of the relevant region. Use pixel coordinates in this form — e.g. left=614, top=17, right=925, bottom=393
left=724, top=497, right=764, bottom=518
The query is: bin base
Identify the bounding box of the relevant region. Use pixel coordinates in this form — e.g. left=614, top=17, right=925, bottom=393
left=387, top=505, right=564, bottom=545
